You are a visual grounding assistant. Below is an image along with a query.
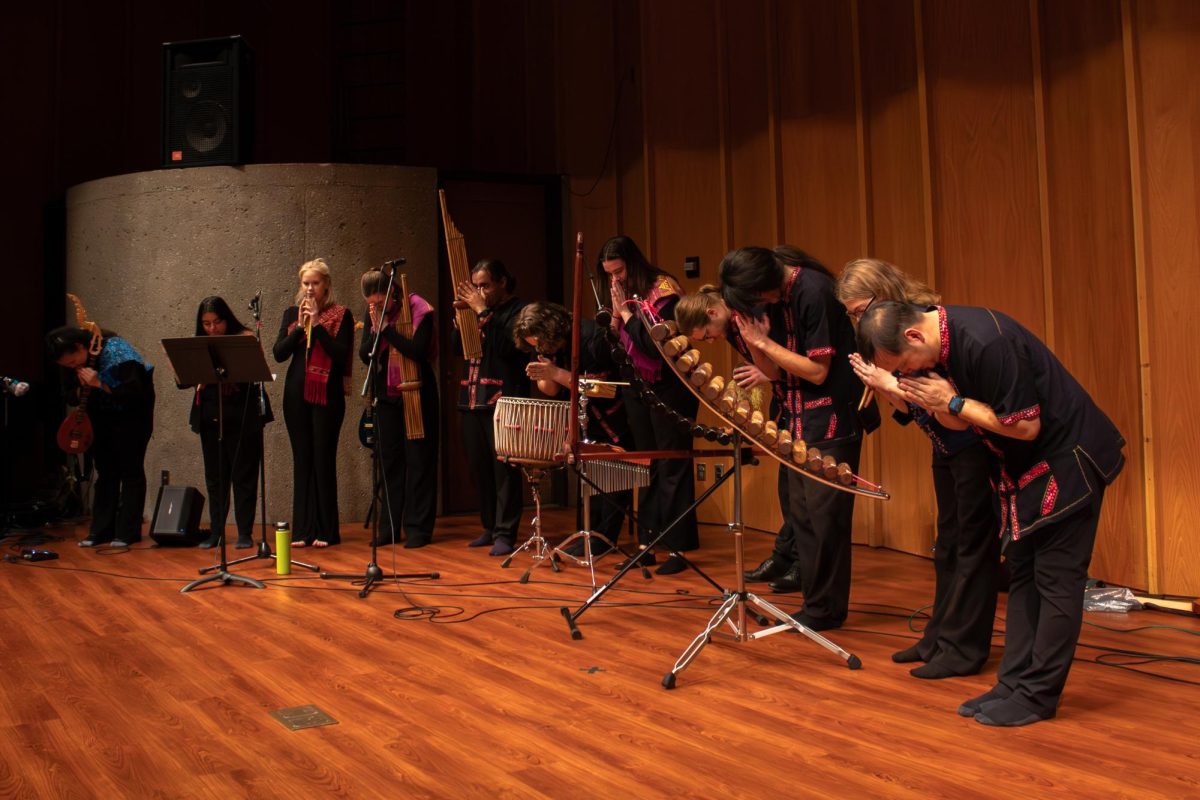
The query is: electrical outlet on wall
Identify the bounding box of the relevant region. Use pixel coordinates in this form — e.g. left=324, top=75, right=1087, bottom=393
left=684, top=256, right=700, bottom=279
left=697, top=463, right=707, bottom=481
left=714, top=464, right=724, bottom=480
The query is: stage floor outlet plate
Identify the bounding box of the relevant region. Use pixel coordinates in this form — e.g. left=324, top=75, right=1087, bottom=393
left=270, top=705, right=339, bottom=731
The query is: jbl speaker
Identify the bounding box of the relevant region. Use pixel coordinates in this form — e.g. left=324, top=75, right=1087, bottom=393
left=150, top=486, right=206, bottom=546
left=162, top=35, right=254, bottom=168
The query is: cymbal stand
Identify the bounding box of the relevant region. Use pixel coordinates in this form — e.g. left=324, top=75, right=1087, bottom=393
left=659, top=430, right=861, bottom=689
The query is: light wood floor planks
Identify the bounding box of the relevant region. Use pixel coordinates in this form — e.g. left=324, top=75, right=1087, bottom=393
left=0, top=510, right=1197, bottom=799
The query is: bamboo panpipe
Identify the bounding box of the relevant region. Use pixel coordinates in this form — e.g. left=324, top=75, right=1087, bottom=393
left=397, top=274, right=425, bottom=440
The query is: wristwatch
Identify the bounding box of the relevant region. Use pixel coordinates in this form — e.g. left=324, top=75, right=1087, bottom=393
left=947, top=395, right=965, bottom=416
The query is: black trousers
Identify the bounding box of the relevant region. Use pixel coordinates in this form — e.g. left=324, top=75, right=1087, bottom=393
left=784, top=438, right=861, bottom=625
left=283, top=391, right=345, bottom=544
left=996, top=479, right=1106, bottom=717
left=460, top=408, right=523, bottom=540
left=772, top=462, right=796, bottom=560
left=920, top=442, right=1000, bottom=673
left=374, top=395, right=439, bottom=545
left=621, top=382, right=699, bottom=552
left=89, top=403, right=154, bottom=542
left=199, top=420, right=262, bottom=542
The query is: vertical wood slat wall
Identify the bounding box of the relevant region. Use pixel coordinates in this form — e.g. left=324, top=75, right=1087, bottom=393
left=551, top=0, right=1198, bottom=594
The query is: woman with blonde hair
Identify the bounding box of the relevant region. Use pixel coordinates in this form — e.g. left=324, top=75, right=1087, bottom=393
left=836, top=257, right=999, bottom=679
left=273, top=258, right=354, bottom=547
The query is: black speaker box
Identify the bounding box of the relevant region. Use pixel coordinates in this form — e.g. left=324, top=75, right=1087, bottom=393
left=150, top=486, right=206, bottom=546
left=162, top=35, right=254, bottom=168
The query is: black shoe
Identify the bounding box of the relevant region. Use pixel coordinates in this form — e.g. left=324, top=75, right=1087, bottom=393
left=767, top=563, right=804, bottom=593
left=613, top=550, right=656, bottom=570
left=744, top=555, right=792, bottom=582
left=957, top=686, right=1012, bottom=718
left=892, top=643, right=927, bottom=664
left=235, top=535, right=254, bottom=550
left=198, top=533, right=221, bottom=549
left=790, top=611, right=842, bottom=632
left=404, top=537, right=431, bottom=549
left=655, top=554, right=688, bottom=575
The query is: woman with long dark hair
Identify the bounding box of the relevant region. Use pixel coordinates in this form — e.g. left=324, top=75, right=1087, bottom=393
left=189, top=296, right=274, bottom=549
left=719, top=245, right=865, bottom=630
left=597, top=235, right=699, bottom=575
left=273, top=258, right=354, bottom=548
left=47, top=325, right=155, bottom=548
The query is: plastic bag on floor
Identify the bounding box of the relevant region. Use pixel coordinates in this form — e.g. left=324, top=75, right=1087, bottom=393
left=1083, top=586, right=1143, bottom=613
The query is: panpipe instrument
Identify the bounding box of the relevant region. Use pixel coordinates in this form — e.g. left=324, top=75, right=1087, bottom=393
left=439, top=189, right=483, bottom=360
left=304, top=289, right=314, bottom=350
left=493, top=397, right=571, bottom=466
left=395, top=274, right=425, bottom=440
left=637, top=306, right=889, bottom=499
left=56, top=293, right=102, bottom=454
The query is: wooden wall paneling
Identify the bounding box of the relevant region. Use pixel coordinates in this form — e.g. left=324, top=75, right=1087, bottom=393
left=471, top=0, right=531, bottom=172
left=859, top=0, right=937, bottom=556
left=921, top=0, right=1045, bottom=334
left=615, top=0, right=649, bottom=246
left=773, top=0, right=862, bottom=270
left=1131, top=0, right=1200, bottom=595
left=557, top=0, right=622, bottom=263
left=640, top=0, right=729, bottom=528
left=403, top=0, right=473, bottom=168
left=1039, top=0, right=1146, bottom=590
left=524, top=0, right=560, bottom=175
left=849, top=0, right=884, bottom=547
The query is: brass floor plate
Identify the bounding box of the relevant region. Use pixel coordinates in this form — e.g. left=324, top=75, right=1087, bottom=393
left=269, top=704, right=339, bottom=731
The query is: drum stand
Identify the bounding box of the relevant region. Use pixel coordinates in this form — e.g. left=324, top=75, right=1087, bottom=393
left=499, top=462, right=561, bottom=583
left=660, top=431, right=861, bottom=689
left=552, top=461, right=647, bottom=589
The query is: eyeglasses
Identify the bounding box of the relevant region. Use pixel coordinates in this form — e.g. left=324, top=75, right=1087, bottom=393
left=847, top=295, right=876, bottom=322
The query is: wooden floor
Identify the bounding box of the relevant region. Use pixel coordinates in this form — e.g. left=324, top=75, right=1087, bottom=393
left=0, top=510, right=1197, bottom=799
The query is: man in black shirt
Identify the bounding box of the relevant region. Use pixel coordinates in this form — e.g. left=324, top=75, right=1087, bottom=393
left=454, top=259, right=530, bottom=556
left=857, top=302, right=1125, bottom=727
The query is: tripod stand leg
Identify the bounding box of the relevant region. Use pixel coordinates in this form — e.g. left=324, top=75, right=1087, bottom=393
left=744, top=593, right=861, bottom=669
left=180, top=570, right=267, bottom=593
left=662, top=591, right=740, bottom=689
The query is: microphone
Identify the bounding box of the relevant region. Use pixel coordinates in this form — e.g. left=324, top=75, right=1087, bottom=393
left=1, top=377, right=30, bottom=397
left=380, top=257, right=407, bottom=276
left=248, top=290, right=261, bottom=312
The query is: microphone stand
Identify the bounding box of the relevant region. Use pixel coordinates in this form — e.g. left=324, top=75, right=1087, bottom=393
left=321, top=260, right=437, bottom=598
left=222, top=293, right=318, bottom=573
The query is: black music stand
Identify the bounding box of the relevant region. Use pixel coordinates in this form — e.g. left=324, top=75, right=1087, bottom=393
left=162, top=335, right=271, bottom=592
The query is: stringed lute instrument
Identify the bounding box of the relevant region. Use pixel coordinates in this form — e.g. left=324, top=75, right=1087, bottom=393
left=56, top=293, right=103, bottom=454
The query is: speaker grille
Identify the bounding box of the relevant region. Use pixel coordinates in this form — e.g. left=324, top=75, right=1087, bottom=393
left=162, top=36, right=252, bottom=167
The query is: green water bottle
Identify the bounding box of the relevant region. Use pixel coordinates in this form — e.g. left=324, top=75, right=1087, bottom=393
left=275, top=521, right=292, bottom=575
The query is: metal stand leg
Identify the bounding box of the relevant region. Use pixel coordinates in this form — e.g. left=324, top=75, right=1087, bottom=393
left=660, top=432, right=861, bottom=688
left=500, top=469, right=561, bottom=583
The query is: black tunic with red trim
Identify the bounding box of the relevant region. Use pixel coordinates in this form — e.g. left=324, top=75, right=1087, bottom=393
left=454, top=295, right=530, bottom=411
left=550, top=319, right=630, bottom=447
left=769, top=266, right=863, bottom=445
left=938, top=305, right=1125, bottom=542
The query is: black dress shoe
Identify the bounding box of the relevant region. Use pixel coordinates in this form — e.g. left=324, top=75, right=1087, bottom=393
left=767, top=563, right=804, bottom=593
left=957, top=686, right=1012, bottom=718
left=744, top=555, right=792, bottom=583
